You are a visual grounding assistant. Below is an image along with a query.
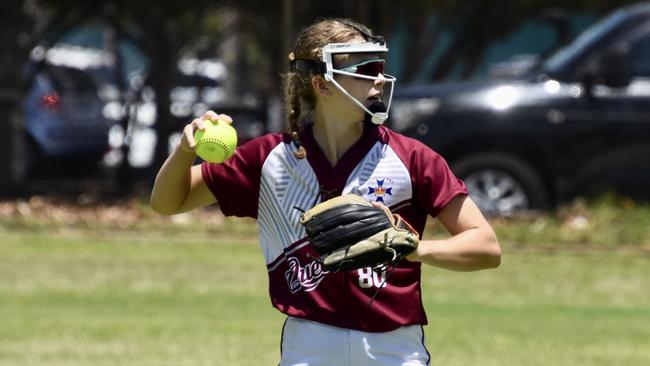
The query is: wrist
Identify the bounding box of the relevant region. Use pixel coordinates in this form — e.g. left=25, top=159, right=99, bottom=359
left=406, top=240, right=438, bottom=264
left=169, top=145, right=199, bottom=167
left=177, top=144, right=197, bottom=157
left=406, top=245, right=425, bottom=262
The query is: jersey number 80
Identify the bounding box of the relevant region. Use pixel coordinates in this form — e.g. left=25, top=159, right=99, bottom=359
left=357, top=268, right=387, bottom=289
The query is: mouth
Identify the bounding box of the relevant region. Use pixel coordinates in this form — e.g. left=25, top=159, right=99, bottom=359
left=367, top=95, right=383, bottom=103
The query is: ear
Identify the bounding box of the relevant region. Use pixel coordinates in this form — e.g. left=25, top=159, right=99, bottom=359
left=311, top=75, right=332, bottom=96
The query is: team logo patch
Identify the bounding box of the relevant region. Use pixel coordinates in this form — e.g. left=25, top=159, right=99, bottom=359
left=368, top=176, right=394, bottom=205
left=284, top=257, right=329, bottom=294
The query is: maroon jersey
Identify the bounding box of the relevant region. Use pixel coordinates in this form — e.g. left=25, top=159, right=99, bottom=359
left=202, top=124, right=467, bottom=332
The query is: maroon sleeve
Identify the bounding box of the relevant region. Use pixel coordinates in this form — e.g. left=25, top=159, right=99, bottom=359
left=413, top=144, right=468, bottom=217
left=201, top=133, right=284, bottom=218
left=385, top=128, right=467, bottom=217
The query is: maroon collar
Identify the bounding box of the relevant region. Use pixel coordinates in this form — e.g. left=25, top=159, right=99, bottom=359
left=300, top=123, right=382, bottom=199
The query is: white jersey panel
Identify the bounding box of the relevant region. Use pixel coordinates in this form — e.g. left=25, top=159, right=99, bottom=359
left=259, top=143, right=319, bottom=264
left=259, top=141, right=412, bottom=265
left=343, top=142, right=413, bottom=208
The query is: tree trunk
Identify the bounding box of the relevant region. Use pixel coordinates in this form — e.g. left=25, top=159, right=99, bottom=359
left=145, top=20, right=180, bottom=188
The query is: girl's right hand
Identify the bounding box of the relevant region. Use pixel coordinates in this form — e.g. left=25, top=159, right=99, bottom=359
left=179, top=111, right=233, bottom=154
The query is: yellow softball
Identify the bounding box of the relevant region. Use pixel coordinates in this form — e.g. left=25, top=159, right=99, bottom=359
left=193, top=119, right=237, bottom=163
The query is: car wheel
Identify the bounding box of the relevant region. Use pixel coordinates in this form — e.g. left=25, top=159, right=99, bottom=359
left=452, top=153, right=549, bottom=216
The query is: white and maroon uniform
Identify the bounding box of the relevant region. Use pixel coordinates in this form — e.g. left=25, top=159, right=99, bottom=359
left=202, top=123, right=467, bottom=365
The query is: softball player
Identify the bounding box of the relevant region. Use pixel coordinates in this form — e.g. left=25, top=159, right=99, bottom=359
left=151, top=18, right=501, bottom=366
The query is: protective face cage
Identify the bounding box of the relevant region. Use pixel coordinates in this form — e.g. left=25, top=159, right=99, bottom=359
left=290, top=40, right=397, bottom=125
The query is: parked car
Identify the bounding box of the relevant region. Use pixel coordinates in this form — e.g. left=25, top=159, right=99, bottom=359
left=390, top=2, right=650, bottom=215
left=19, top=23, right=268, bottom=179
left=22, top=45, right=122, bottom=177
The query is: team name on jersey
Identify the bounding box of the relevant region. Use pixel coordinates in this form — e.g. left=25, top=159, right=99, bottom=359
left=284, top=257, right=329, bottom=293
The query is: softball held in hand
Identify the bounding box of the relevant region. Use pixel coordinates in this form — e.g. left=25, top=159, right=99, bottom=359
left=193, top=119, right=237, bottom=163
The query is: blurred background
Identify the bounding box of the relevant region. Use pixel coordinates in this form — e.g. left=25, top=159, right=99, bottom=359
left=1, top=0, right=649, bottom=216
left=1, top=1, right=649, bottom=365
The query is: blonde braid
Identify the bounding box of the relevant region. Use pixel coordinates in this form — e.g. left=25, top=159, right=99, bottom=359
left=283, top=52, right=310, bottom=159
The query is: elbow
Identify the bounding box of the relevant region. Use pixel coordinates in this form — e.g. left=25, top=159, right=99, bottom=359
left=477, top=227, right=501, bottom=269
left=150, top=203, right=171, bottom=216
left=485, top=235, right=502, bottom=269
left=150, top=197, right=178, bottom=216
left=487, top=246, right=501, bottom=269
left=474, top=247, right=500, bottom=271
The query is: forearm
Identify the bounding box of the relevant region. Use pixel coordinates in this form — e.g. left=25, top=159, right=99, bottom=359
left=150, top=146, right=198, bottom=215
left=409, top=226, right=501, bottom=271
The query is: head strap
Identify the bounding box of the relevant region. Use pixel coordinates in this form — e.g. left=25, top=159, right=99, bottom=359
left=289, top=59, right=326, bottom=75
left=337, top=19, right=385, bottom=44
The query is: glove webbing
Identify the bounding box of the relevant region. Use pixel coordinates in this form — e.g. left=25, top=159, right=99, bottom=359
left=367, top=255, right=405, bottom=309
left=325, top=231, right=407, bottom=307
left=307, top=232, right=407, bottom=308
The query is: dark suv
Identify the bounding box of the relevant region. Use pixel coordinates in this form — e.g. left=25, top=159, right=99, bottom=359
left=390, top=2, right=650, bottom=215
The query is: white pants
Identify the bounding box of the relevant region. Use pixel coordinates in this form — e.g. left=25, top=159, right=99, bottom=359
left=279, top=317, right=430, bottom=366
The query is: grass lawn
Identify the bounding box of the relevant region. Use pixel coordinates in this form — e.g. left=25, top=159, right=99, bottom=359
left=1, top=219, right=649, bottom=365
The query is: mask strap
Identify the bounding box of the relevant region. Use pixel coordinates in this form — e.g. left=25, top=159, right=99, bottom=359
left=289, top=59, right=326, bottom=75
left=324, top=73, right=394, bottom=125
left=337, top=19, right=385, bottom=44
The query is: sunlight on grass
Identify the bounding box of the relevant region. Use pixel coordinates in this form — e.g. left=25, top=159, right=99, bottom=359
left=424, top=195, right=650, bottom=251
left=1, top=195, right=649, bottom=365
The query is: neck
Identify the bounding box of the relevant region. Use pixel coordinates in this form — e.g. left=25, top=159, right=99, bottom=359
left=312, top=106, right=364, bottom=167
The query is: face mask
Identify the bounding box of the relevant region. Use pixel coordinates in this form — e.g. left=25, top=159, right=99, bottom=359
left=290, top=42, right=397, bottom=125
left=321, top=42, right=396, bottom=125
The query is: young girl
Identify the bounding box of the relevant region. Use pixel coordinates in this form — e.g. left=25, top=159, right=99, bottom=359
left=151, top=18, right=501, bottom=366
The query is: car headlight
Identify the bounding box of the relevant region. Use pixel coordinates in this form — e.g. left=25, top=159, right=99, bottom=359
left=389, top=97, right=440, bottom=132
left=484, top=86, right=520, bottom=111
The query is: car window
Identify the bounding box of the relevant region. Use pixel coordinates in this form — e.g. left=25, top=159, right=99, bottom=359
left=47, top=66, right=98, bottom=92
left=57, top=24, right=147, bottom=85
left=629, top=31, right=650, bottom=76
left=543, top=9, right=628, bottom=72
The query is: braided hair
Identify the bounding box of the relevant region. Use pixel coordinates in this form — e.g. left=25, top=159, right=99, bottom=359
left=281, top=18, right=376, bottom=159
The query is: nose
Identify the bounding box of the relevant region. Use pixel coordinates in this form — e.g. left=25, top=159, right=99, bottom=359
left=374, top=74, right=386, bottom=88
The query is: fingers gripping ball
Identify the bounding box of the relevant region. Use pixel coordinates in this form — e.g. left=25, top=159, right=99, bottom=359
left=194, top=119, right=237, bottom=163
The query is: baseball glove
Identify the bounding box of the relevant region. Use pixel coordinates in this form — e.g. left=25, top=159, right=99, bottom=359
left=299, top=194, right=419, bottom=272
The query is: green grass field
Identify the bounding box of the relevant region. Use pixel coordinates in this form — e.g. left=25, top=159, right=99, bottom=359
left=1, top=202, right=649, bottom=365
